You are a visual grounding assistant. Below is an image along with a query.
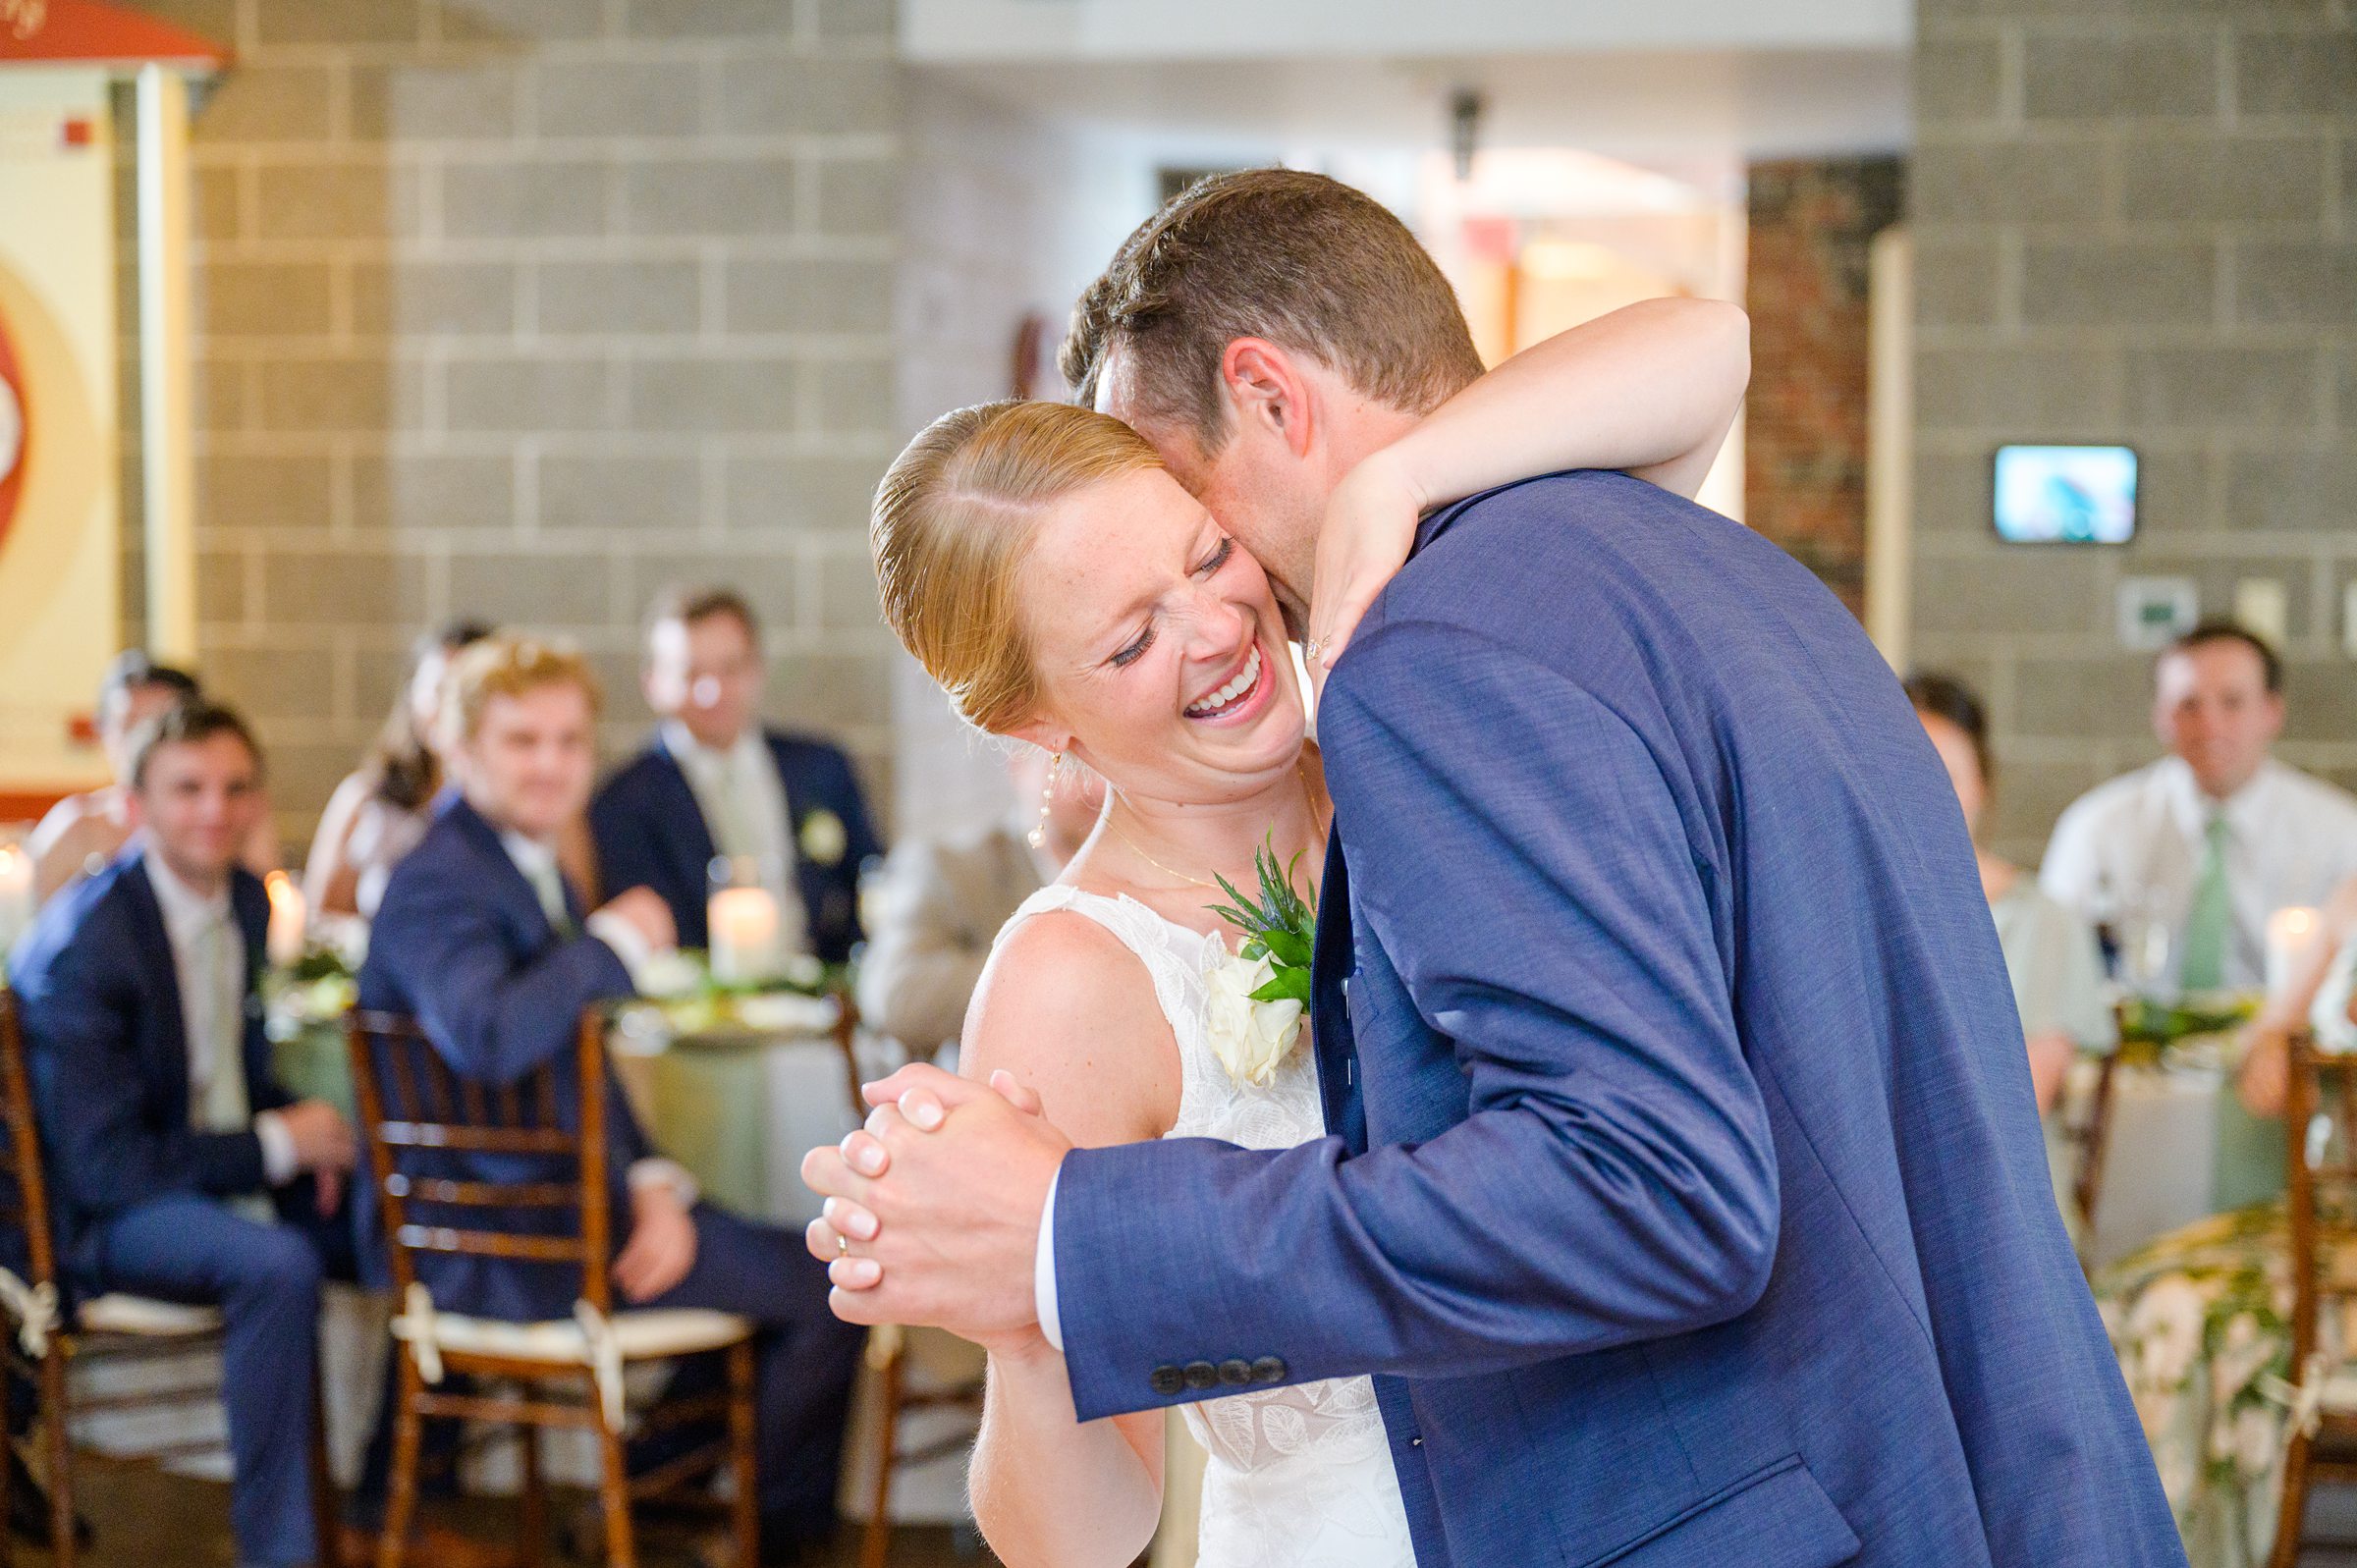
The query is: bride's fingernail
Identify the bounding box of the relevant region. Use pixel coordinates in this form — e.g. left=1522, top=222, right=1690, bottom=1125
left=904, top=1093, right=944, bottom=1130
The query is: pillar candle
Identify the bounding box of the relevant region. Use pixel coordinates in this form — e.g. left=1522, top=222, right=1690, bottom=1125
left=2266, top=905, right=2325, bottom=1003
left=709, top=886, right=780, bottom=986
left=264, top=871, right=306, bottom=968
left=0, top=845, right=31, bottom=957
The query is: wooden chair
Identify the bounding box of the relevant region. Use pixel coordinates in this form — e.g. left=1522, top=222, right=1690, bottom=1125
left=0, top=992, right=341, bottom=1568
left=347, top=1008, right=757, bottom=1568
left=2058, top=1023, right=2126, bottom=1269
left=831, top=991, right=986, bottom=1568
left=2270, top=1032, right=2357, bottom=1568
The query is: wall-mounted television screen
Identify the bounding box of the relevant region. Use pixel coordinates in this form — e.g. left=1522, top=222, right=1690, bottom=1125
left=1993, top=444, right=2138, bottom=544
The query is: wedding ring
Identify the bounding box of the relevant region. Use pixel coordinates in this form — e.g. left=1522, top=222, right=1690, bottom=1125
left=1303, top=637, right=1323, bottom=665
left=835, top=1231, right=850, bottom=1259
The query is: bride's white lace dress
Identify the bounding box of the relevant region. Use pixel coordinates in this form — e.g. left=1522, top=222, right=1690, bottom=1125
left=1000, top=885, right=1418, bottom=1568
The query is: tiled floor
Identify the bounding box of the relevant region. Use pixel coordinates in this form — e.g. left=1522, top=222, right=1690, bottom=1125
left=41, top=1454, right=996, bottom=1567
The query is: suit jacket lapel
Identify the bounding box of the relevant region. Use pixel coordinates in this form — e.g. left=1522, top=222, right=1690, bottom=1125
left=118, top=860, right=192, bottom=1125
left=649, top=732, right=720, bottom=890
left=446, top=797, right=561, bottom=947
left=1309, top=832, right=1364, bottom=1150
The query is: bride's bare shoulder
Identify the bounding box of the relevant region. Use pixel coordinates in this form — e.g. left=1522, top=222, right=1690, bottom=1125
left=961, top=909, right=1180, bottom=1145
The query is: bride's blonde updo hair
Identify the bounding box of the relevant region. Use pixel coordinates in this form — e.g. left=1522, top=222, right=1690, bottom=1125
left=871, top=400, right=1162, bottom=734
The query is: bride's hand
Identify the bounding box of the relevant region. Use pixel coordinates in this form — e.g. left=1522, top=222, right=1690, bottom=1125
left=1306, top=448, right=1429, bottom=686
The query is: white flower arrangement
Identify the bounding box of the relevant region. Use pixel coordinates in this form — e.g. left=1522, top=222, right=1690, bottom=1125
left=1203, top=946, right=1305, bottom=1088
left=1205, top=841, right=1318, bottom=1090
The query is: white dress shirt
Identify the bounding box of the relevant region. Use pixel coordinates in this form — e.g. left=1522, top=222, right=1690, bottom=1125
left=142, top=850, right=296, bottom=1186
left=2041, top=757, right=2357, bottom=992
left=495, top=830, right=697, bottom=1208
left=663, top=720, right=809, bottom=957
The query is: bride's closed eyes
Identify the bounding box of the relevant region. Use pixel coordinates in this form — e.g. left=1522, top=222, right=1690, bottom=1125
left=1107, top=534, right=1238, bottom=670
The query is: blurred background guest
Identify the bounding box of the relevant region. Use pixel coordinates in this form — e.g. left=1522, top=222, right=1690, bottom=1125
left=590, top=587, right=880, bottom=964
left=1908, top=673, right=2113, bottom=1118
left=9, top=701, right=357, bottom=1568
left=359, top=635, right=863, bottom=1561
left=2041, top=623, right=2357, bottom=996
left=856, top=744, right=1104, bottom=1063
left=301, top=620, right=494, bottom=922
left=27, top=653, right=280, bottom=905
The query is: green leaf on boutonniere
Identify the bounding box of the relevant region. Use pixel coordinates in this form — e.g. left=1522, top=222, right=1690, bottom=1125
left=1210, top=838, right=1319, bottom=1006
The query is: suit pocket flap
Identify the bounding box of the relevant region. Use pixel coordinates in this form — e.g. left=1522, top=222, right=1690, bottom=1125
left=1582, top=1456, right=1860, bottom=1568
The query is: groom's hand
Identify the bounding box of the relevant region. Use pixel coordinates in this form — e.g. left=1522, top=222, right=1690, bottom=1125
left=799, top=1065, right=1069, bottom=1352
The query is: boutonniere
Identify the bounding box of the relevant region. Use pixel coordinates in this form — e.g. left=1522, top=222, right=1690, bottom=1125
left=1203, top=844, right=1317, bottom=1088
left=798, top=808, right=848, bottom=867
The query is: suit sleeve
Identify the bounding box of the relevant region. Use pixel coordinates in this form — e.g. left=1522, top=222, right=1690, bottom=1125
left=375, top=874, right=634, bottom=1089
left=26, top=939, right=266, bottom=1215
left=588, top=773, right=663, bottom=901
left=1052, top=620, right=1779, bottom=1422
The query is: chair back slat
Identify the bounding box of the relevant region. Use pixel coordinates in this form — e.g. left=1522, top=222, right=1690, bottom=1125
left=0, top=995, right=59, bottom=1292
left=2284, top=1034, right=2357, bottom=1376
left=347, top=1009, right=616, bottom=1312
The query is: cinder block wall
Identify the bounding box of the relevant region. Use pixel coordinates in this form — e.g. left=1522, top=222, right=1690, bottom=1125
left=1745, top=156, right=1905, bottom=619
left=1911, top=0, right=2357, bottom=867
left=128, top=0, right=900, bottom=842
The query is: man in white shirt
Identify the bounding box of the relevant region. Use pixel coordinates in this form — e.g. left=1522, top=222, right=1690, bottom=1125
left=2041, top=622, right=2357, bottom=994
left=590, top=587, right=881, bottom=967
left=360, top=636, right=864, bottom=1561
left=11, top=701, right=356, bottom=1568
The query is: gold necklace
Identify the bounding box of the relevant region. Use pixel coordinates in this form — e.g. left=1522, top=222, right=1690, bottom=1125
left=1101, top=760, right=1321, bottom=892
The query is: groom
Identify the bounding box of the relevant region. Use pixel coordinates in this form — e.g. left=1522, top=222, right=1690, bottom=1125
left=806, top=171, right=2183, bottom=1566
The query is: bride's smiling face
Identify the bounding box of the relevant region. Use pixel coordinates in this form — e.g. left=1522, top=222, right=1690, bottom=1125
left=1012, top=466, right=1305, bottom=805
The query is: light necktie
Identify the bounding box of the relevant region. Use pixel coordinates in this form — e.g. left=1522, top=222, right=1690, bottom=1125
left=525, top=857, right=576, bottom=938
left=2178, top=812, right=2234, bottom=993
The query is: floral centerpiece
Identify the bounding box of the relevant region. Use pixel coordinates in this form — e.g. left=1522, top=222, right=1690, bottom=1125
left=1203, top=845, right=1317, bottom=1087
left=610, top=948, right=851, bottom=1050
left=2112, top=995, right=2262, bottom=1069
left=260, top=934, right=363, bottom=1042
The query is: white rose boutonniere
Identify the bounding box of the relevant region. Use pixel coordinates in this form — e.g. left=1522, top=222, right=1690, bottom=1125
left=1204, top=947, right=1305, bottom=1087
left=1204, top=841, right=1318, bottom=1089
left=798, top=808, right=848, bottom=867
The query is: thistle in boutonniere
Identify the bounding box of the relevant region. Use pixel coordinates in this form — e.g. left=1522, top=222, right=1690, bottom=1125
left=1203, top=843, right=1317, bottom=1088
left=798, top=808, right=849, bottom=867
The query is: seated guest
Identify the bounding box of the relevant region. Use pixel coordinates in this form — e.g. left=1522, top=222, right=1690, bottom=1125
left=358, top=635, right=864, bottom=1561
left=11, top=701, right=359, bottom=1568
left=1908, top=674, right=2113, bottom=1113
left=856, top=744, right=1102, bottom=1059
left=2043, top=622, right=2357, bottom=995
left=302, top=620, right=493, bottom=920
left=590, top=587, right=881, bottom=963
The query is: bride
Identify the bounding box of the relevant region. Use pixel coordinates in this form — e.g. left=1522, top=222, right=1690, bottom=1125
left=853, top=297, right=1748, bottom=1568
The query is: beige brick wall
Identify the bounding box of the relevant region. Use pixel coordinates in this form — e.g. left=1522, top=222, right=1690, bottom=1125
left=1911, top=0, right=2357, bottom=867
left=123, top=0, right=901, bottom=844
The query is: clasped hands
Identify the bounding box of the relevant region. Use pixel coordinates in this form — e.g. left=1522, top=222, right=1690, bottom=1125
left=799, top=1064, right=1072, bottom=1356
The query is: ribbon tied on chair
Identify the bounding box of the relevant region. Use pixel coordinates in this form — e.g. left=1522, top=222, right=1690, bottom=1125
left=0, top=1267, right=57, bottom=1360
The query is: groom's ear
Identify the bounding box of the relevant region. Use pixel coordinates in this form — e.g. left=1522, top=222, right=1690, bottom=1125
left=1220, top=338, right=1316, bottom=459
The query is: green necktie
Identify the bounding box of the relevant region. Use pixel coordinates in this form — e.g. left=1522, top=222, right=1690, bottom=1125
left=525, top=858, right=576, bottom=939
left=2178, top=813, right=2233, bottom=993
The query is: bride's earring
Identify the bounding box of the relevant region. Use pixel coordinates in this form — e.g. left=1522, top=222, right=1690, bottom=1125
left=1027, top=752, right=1062, bottom=851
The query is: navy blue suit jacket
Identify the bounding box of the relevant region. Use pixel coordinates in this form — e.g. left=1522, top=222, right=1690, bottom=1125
left=588, top=729, right=880, bottom=962
left=1054, top=474, right=2183, bottom=1567
left=357, top=795, right=651, bottom=1321
left=11, top=852, right=297, bottom=1269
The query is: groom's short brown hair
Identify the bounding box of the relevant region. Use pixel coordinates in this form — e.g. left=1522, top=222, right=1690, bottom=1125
left=1060, top=169, right=1485, bottom=456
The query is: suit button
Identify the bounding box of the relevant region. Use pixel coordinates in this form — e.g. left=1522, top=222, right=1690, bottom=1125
left=1182, top=1360, right=1220, bottom=1391
left=1149, top=1365, right=1185, bottom=1396
left=1250, top=1356, right=1288, bottom=1384
left=1217, top=1358, right=1253, bottom=1387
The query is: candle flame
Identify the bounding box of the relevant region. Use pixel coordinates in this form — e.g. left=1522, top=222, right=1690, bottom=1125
left=264, top=869, right=294, bottom=903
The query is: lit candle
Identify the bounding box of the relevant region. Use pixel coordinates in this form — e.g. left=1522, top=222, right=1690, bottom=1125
left=708, top=887, right=780, bottom=986
left=264, top=871, right=306, bottom=968
left=0, top=845, right=31, bottom=956
left=2267, top=905, right=2325, bottom=1002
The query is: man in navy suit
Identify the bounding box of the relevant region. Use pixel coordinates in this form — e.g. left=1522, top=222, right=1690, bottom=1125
left=12, top=701, right=358, bottom=1568
left=590, top=587, right=880, bottom=964
left=807, top=171, right=2186, bottom=1566
left=359, top=636, right=862, bottom=1561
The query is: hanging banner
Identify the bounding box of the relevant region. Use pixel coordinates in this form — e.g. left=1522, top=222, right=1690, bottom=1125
left=0, top=67, right=117, bottom=792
